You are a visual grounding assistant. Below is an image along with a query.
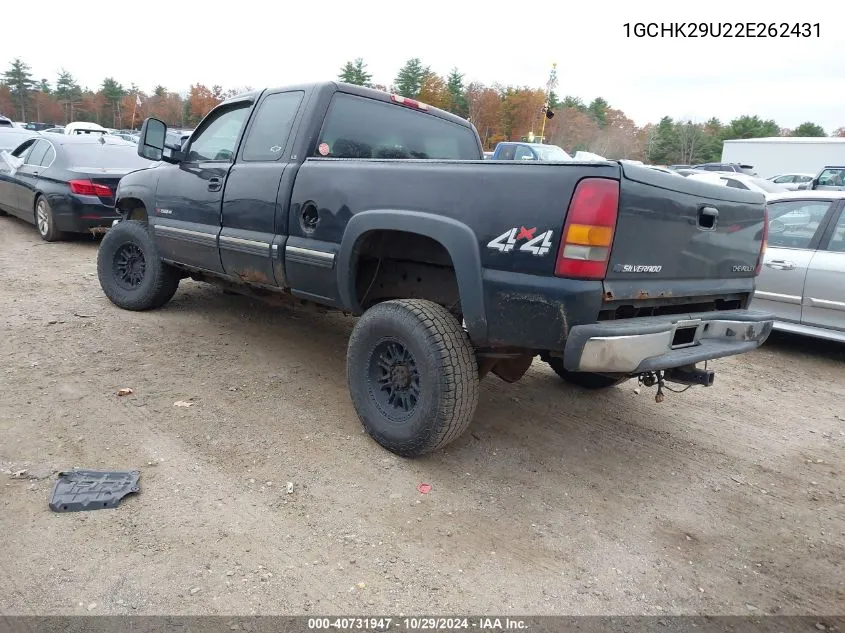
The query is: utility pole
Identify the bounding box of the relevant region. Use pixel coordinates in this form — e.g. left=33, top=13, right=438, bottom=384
left=539, top=62, right=558, bottom=144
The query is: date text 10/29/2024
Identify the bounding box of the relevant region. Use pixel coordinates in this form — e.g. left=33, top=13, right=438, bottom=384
left=308, top=618, right=529, bottom=631
left=624, top=22, right=820, bottom=38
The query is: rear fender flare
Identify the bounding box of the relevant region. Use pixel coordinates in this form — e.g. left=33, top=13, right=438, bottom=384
left=337, top=210, right=487, bottom=343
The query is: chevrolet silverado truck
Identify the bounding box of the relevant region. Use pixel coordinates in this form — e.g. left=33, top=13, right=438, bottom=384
left=96, top=81, right=774, bottom=457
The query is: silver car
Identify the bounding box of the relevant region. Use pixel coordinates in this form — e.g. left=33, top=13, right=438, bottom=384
left=768, top=173, right=815, bottom=191
left=750, top=191, right=845, bottom=342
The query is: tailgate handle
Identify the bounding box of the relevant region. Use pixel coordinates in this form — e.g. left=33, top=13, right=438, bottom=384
left=698, top=205, right=718, bottom=230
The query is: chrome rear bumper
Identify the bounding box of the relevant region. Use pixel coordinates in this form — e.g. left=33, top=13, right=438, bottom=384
left=563, top=310, right=774, bottom=374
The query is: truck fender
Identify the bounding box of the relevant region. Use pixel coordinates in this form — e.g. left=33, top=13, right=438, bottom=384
left=114, top=170, right=161, bottom=221
left=336, top=210, right=488, bottom=343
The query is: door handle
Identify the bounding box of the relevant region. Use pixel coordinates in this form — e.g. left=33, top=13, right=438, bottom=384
left=207, top=177, right=222, bottom=192
left=765, top=260, right=795, bottom=271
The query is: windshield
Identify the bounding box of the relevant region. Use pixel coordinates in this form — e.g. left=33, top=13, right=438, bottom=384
left=535, top=145, right=572, bottom=161
left=63, top=144, right=154, bottom=168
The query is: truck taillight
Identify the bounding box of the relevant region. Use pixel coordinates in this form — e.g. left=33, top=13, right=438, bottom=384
left=554, top=178, right=620, bottom=279
left=755, top=206, right=769, bottom=276
left=390, top=94, right=429, bottom=111
left=69, top=179, right=112, bottom=197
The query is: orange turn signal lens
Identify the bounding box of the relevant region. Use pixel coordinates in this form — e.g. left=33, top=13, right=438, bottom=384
left=565, top=223, right=614, bottom=247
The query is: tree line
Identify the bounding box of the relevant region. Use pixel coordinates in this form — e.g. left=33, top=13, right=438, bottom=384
left=0, top=58, right=250, bottom=131
left=3, top=56, right=842, bottom=164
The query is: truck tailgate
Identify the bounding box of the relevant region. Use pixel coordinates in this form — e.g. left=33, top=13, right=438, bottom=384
left=606, top=164, right=766, bottom=282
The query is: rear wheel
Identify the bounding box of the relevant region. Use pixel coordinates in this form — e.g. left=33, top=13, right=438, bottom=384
left=347, top=299, right=479, bottom=457
left=35, top=196, right=62, bottom=242
left=97, top=220, right=180, bottom=311
left=544, top=355, right=628, bottom=390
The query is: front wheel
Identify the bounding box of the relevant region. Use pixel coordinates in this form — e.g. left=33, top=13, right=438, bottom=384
left=97, top=220, right=180, bottom=311
left=347, top=299, right=480, bottom=457
left=544, top=355, right=629, bottom=390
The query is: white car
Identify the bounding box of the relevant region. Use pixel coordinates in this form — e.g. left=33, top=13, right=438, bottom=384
left=646, top=165, right=683, bottom=176
left=64, top=121, right=108, bottom=135
left=767, top=173, right=815, bottom=191
left=686, top=171, right=787, bottom=195
left=687, top=172, right=809, bottom=232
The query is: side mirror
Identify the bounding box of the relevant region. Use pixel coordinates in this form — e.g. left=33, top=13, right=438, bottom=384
left=138, top=117, right=167, bottom=162
left=811, top=178, right=819, bottom=189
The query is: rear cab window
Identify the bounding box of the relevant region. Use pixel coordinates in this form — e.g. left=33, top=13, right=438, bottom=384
left=315, top=92, right=479, bottom=160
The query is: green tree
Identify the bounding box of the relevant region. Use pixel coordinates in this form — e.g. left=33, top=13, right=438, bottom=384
left=791, top=122, right=826, bottom=137
left=3, top=58, right=35, bottom=120
left=338, top=58, right=372, bottom=87
left=55, top=69, right=82, bottom=122
left=394, top=58, right=428, bottom=98
left=153, top=85, right=168, bottom=98
left=38, top=78, right=51, bottom=93
left=562, top=95, right=586, bottom=112
left=445, top=68, right=468, bottom=118
left=547, top=90, right=561, bottom=110
left=697, top=117, right=724, bottom=163
left=588, top=97, right=609, bottom=128
left=101, top=77, right=126, bottom=127
left=646, top=116, right=680, bottom=164
left=722, top=115, right=779, bottom=139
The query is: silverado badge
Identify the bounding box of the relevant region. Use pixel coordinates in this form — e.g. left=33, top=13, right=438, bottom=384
left=612, top=264, right=663, bottom=273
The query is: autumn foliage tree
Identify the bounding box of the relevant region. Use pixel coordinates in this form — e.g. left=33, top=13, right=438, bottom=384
left=188, top=84, right=220, bottom=125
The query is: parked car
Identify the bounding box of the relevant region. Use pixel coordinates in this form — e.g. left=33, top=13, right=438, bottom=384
left=0, top=134, right=154, bottom=241
left=42, top=127, right=65, bottom=134
left=24, top=122, right=56, bottom=131
left=96, top=81, right=772, bottom=458
left=797, top=166, right=845, bottom=191
left=686, top=171, right=787, bottom=195
left=768, top=173, right=815, bottom=190
left=491, top=141, right=573, bottom=161
left=64, top=122, right=108, bottom=135
left=0, top=127, right=39, bottom=152
left=112, top=132, right=140, bottom=143
left=646, top=165, right=683, bottom=176
left=693, top=162, right=757, bottom=175
left=750, top=191, right=845, bottom=342
left=0, top=115, right=14, bottom=128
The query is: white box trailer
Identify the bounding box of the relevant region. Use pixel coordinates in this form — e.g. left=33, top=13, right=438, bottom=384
left=721, top=137, right=845, bottom=179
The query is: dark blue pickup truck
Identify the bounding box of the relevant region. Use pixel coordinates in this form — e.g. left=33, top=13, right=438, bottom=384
left=97, top=81, right=773, bottom=457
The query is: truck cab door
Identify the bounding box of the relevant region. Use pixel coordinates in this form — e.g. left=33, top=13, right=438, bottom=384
left=151, top=103, right=251, bottom=274
left=752, top=199, right=833, bottom=324
left=220, top=90, right=306, bottom=287
left=800, top=205, right=845, bottom=333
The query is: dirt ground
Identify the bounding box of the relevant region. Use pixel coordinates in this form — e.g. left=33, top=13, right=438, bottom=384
left=1, top=216, right=843, bottom=616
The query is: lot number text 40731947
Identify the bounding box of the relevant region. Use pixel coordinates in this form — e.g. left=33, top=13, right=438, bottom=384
left=624, top=22, right=820, bottom=38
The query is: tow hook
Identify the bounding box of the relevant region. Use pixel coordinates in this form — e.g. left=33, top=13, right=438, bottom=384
left=638, top=364, right=714, bottom=403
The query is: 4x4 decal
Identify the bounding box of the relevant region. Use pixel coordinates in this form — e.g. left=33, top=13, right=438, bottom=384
left=487, top=226, right=554, bottom=256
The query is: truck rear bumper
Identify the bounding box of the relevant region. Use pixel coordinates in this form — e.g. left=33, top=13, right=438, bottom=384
left=562, top=309, right=774, bottom=374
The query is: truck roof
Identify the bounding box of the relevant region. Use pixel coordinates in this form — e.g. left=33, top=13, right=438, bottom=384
left=221, top=82, right=474, bottom=130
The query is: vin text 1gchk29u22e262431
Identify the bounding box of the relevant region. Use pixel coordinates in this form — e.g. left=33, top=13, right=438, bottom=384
left=624, top=22, right=820, bottom=38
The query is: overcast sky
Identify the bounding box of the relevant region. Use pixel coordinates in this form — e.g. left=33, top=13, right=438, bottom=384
left=3, top=0, right=843, bottom=131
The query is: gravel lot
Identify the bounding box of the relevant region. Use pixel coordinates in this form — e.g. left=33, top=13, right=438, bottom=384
left=1, top=216, right=843, bottom=616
